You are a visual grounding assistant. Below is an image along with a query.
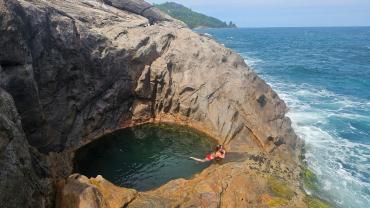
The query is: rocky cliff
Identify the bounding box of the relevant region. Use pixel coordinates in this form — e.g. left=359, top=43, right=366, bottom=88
left=0, top=0, right=306, bottom=207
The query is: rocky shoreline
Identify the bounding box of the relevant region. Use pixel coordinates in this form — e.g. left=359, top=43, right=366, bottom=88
left=0, top=0, right=327, bottom=207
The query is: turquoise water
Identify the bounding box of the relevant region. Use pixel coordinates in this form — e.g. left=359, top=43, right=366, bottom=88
left=198, top=27, right=370, bottom=208
left=74, top=124, right=215, bottom=191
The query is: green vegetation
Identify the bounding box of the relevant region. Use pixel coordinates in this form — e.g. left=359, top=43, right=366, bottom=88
left=306, top=196, right=332, bottom=208
left=268, top=176, right=295, bottom=200
left=302, top=168, right=332, bottom=208
left=302, top=167, right=320, bottom=192
left=155, top=2, right=237, bottom=29
left=260, top=177, right=294, bottom=207
left=261, top=194, right=289, bottom=207
left=266, top=176, right=332, bottom=208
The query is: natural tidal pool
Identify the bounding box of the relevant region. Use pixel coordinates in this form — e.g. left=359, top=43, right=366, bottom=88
left=74, top=123, right=216, bottom=191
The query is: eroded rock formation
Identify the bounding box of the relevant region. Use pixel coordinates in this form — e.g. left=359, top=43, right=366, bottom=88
left=0, top=0, right=305, bottom=207
left=0, top=88, right=52, bottom=207
left=57, top=174, right=136, bottom=208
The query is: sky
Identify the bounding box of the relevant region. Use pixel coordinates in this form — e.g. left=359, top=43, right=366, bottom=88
left=147, top=0, right=370, bottom=27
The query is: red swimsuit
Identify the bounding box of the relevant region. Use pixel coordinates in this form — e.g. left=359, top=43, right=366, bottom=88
left=206, top=149, right=225, bottom=161
left=206, top=153, right=214, bottom=160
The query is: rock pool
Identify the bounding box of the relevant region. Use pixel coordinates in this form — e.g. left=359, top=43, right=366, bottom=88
left=74, top=123, right=216, bottom=191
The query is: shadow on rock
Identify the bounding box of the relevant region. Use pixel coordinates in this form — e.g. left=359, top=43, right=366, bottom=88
left=221, top=152, right=249, bottom=163
left=215, top=152, right=266, bottom=165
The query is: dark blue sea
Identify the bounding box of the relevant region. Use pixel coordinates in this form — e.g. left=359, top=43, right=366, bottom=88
left=197, top=27, right=370, bottom=208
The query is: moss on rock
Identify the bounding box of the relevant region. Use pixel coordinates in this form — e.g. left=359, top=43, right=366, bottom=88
left=261, top=193, right=289, bottom=207
left=302, top=167, right=319, bottom=192
left=268, top=177, right=295, bottom=200
left=306, top=196, right=331, bottom=208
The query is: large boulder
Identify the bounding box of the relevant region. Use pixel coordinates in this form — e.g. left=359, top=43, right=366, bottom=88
left=0, top=0, right=304, bottom=207
left=102, top=0, right=178, bottom=24
left=57, top=174, right=137, bottom=208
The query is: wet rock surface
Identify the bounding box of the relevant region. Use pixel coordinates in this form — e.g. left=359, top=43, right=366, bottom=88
left=0, top=0, right=306, bottom=207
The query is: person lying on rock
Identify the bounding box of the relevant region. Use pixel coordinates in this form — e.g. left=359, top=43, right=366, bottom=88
left=190, top=144, right=226, bottom=162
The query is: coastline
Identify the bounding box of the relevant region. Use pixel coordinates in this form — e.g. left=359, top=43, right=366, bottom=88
left=0, top=0, right=335, bottom=207
left=198, top=27, right=370, bottom=207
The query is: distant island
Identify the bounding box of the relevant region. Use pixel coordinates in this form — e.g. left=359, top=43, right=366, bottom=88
left=154, top=2, right=237, bottom=29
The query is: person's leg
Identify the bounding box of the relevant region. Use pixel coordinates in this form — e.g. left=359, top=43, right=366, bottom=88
left=189, top=157, right=207, bottom=162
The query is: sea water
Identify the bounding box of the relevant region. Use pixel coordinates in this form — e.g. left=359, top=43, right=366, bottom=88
left=197, top=27, right=370, bottom=208
left=74, top=123, right=215, bottom=191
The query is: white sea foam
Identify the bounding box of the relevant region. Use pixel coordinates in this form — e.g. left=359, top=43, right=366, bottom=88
left=242, top=54, right=263, bottom=67
left=246, top=54, right=370, bottom=207
left=252, top=72, right=368, bottom=207
left=203, top=33, right=212, bottom=37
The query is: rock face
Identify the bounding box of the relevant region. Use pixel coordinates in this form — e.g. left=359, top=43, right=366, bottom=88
left=0, top=0, right=304, bottom=207
left=0, top=88, right=52, bottom=207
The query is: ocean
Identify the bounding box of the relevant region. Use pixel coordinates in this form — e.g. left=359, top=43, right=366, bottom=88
left=197, top=27, right=370, bottom=208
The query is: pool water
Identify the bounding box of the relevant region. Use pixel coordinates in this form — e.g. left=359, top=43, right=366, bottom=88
left=73, top=123, right=216, bottom=191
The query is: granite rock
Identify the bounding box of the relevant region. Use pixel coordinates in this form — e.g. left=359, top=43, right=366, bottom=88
left=0, top=88, right=52, bottom=208
left=57, top=174, right=136, bottom=208
left=0, top=0, right=304, bottom=207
